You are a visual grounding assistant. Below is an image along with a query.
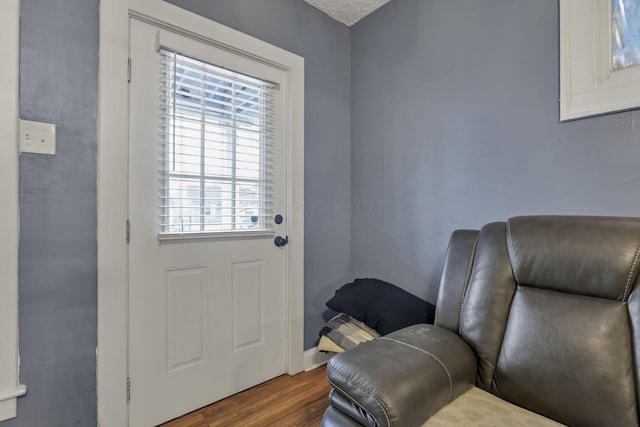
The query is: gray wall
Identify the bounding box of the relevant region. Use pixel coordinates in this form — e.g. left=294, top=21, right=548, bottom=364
left=5, top=0, right=99, bottom=426
left=7, top=4, right=350, bottom=425
left=351, top=0, right=640, bottom=303
left=165, top=0, right=353, bottom=350
left=7, top=1, right=349, bottom=425
left=9, top=0, right=640, bottom=425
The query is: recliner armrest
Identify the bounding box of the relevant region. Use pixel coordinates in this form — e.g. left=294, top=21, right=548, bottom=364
left=325, top=324, right=477, bottom=427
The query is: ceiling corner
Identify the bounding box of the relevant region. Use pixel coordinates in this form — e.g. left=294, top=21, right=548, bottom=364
left=303, top=0, right=392, bottom=26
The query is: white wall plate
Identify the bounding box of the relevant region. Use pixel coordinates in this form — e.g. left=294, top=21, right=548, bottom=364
left=19, top=120, right=56, bottom=155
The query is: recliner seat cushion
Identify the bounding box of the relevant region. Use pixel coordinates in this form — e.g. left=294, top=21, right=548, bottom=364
left=423, top=387, right=565, bottom=427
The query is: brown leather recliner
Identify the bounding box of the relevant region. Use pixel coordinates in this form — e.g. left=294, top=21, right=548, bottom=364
left=321, top=216, right=640, bottom=427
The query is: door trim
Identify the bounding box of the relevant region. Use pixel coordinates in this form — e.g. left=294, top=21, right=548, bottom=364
left=97, top=2, right=304, bottom=426
left=0, top=0, right=27, bottom=421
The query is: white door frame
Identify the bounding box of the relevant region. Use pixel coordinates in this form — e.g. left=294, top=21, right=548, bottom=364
left=0, top=0, right=27, bottom=422
left=97, top=2, right=304, bottom=426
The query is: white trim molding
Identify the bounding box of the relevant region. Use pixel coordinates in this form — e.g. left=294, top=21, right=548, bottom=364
left=0, top=0, right=27, bottom=422
left=560, top=0, right=640, bottom=121
left=98, top=2, right=304, bottom=426
left=303, top=347, right=333, bottom=372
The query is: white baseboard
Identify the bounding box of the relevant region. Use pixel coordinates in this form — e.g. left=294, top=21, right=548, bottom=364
left=0, top=385, right=26, bottom=422
left=303, top=346, right=334, bottom=371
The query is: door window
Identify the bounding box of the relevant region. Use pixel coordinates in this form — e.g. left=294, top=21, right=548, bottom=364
left=158, top=50, right=276, bottom=237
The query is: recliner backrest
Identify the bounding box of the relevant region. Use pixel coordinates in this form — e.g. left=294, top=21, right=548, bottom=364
left=438, top=216, right=640, bottom=427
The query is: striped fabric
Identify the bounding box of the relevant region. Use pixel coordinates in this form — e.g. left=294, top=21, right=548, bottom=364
left=319, top=313, right=380, bottom=352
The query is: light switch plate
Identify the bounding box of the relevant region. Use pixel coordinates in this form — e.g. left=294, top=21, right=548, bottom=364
left=19, top=120, right=56, bottom=155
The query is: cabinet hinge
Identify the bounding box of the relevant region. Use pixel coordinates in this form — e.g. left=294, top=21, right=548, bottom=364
left=127, top=58, right=132, bottom=83
left=126, top=377, right=131, bottom=403
left=126, top=219, right=130, bottom=244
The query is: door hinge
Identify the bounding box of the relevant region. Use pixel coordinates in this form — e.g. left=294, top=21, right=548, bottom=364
left=127, top=58, right=132, bottom=83
left=126, top=377, right=131, bottom=403
left=126, top=219, right=130, bottom=244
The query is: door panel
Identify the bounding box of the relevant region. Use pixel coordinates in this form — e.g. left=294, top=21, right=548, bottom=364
left=166, top=266, right=207, bottom=372
left=232, top=261, right=263, bottom=351
left=128, top=18, right=288, bottom=426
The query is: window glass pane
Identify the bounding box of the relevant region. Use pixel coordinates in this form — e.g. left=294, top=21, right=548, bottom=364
left=159, top=49, right=275, bottom=236
left=204, top=122, right=233, bottom=178
left=236, top=127, right=261, bottom=180
left=203, top=182, right=233, bottom=232
left=236, top=184, right=262, bottom=230
left=169, top=109, right=202, bottom=176
left=613, top=0, right=640, bottom=70
left=165, top=178, right=202, bottom=233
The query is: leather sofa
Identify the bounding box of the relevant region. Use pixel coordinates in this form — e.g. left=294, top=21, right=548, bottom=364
left=321, top=216, right=640, bottom=427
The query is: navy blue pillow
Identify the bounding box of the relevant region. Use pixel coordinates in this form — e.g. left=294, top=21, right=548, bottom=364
left=326, top=278, right=436, bottom=335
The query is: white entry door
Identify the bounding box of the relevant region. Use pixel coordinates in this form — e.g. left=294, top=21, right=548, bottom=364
left=128, top=18, right=291, bottom=426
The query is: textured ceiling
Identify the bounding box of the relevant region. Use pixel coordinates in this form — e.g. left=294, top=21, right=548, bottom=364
left=303, top=0, right=392, bottom=26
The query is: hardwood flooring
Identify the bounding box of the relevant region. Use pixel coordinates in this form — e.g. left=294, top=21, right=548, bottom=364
left=160, top=366, right=332, bottom=427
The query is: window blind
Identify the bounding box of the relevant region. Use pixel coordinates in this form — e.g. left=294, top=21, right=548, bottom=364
left=158, top=49, right=276, bottom=236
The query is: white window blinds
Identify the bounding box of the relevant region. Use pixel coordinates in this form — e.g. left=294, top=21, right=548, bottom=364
left=158, top=49, right=276, bottom=236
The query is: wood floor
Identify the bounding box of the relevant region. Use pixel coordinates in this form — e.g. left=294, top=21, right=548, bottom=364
left=160, top=366, right=332, bottom=427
